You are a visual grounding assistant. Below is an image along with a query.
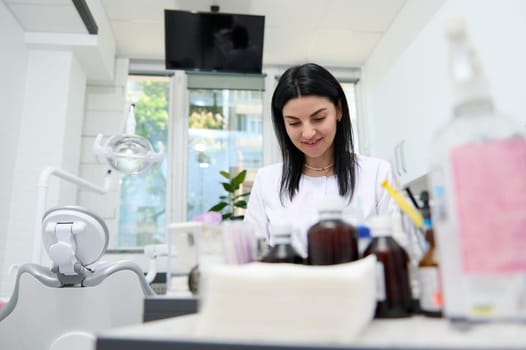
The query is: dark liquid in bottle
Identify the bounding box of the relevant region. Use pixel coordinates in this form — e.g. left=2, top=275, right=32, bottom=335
left=364, top=236, right=413, bottom=318
left=261, top=243, right=304, bottom=264
left=308, top=219, right=358, bottom=265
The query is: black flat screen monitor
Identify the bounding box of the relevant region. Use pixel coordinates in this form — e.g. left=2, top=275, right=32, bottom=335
left=164, top=10, right=265, bottom=74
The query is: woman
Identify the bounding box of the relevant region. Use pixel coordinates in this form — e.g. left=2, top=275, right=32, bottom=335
left=245, top=63, right=398, bottom=255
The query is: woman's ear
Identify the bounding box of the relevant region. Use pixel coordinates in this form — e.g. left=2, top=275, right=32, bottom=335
left=336, top=100, right=343, bottom=121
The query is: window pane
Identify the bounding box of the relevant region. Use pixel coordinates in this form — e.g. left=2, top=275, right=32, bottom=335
left=118, top=75, right=170, bottom=248
left=187, top=88, right=263, bottom=220
left=341, top=82, right=359, bottom=154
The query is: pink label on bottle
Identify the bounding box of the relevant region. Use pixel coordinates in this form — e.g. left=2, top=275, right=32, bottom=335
left=450, top=138, right=526, bottom=274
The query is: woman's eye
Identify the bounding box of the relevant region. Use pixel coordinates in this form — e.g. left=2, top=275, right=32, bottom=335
left=313, top=117, right=326, bottom=122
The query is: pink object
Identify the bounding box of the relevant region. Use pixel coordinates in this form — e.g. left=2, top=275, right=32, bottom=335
left=193, top=211, right=222, bottom=225
left=450, top=139, right=526, bottom=274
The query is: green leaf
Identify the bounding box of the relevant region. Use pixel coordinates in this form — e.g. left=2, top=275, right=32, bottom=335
left=233, top=192, right=251, bottom=200
left=234, top=200, right=247, bottom=209
left=222, top=213, right=232, bottom=220
left=209, top=202, right=228, bottom=212
left=222, top=183, right=235, bottom=193
left=231, top=170, right=247, bottom=187
left=219, top=171, right=231, bottom=179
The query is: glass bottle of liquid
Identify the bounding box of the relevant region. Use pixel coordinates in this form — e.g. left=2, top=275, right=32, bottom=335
left=391, top=211, right=420, bottom=308
left=261, top=221, right=304, bottom=264
left=307, top=195, right=358, bottom=265
left=417, top=191, right=443, bottom=317
left=430, top=16, right=526, bottom=321
left=364, top=215, right=413, bottom=318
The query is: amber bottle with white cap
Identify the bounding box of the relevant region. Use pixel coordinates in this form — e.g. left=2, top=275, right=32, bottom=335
left=307, top=195, right=358, bottom=265
left=364, top=215, right=413, bottom=318
left=261, top=221, right=304, bottom=264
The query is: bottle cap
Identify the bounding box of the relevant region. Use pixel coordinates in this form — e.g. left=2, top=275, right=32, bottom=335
left=356, top=225, right=371, bottom=239
left=270, top=220, right=293, bottom=245
left=419, top=190, right=431, bottom=220
left=367, top=215, right=392, bottom=237
left=316, top=195, right=345, bottom=215
left=270, top=221, right=292, bottom=236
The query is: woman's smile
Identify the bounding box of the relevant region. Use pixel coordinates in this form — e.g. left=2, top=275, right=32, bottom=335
left=303, top=138, right=322, bottom=146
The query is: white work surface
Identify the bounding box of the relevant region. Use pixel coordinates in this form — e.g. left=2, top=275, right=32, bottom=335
left=96, top=313, right=526, bottom=349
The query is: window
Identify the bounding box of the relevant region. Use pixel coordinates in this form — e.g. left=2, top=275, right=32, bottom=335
left=118, top=75, right=170, bottom=248
left=341, top=82, right=360, bottom=154
left=114, top=69, right=356, bottom=249
left=186, top=88, right=263, bottom=220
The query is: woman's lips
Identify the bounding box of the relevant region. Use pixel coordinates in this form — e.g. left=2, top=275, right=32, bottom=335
left=303, top=138, right=321, bottom=146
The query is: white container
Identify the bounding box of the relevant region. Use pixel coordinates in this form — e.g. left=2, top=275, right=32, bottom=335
left=430, top=17, right=526, bottom=322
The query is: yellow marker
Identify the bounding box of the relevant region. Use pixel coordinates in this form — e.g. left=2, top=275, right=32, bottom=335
left=381, top=180, right=423, bottom=229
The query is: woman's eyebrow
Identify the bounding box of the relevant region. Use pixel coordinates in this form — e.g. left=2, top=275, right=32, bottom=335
left=284, top=115, right=299, bottom=120
left=284, top=108, right=328, bottom=119
left=310, top=108, right=327, bottom=117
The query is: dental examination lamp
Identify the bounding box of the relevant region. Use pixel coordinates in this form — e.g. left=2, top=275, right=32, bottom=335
left=32, top=103, right=164, bottom=265
left=93, top=103, right=164, bottom=175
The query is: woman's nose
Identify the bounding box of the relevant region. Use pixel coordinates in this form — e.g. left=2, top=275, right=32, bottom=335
left=302, top=124, right=316, bottom=139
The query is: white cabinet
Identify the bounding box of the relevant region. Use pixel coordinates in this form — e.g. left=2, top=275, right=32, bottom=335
left=366, top=1, right=526, bottom=186
left=368, top=37, right=450, bottom=186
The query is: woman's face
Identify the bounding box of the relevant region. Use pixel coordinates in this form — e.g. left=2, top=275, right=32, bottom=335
left=282, top=95, right=341, bottom=165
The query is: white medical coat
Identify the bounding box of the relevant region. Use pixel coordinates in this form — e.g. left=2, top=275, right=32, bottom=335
left=244, top=155, right=399, bottom=256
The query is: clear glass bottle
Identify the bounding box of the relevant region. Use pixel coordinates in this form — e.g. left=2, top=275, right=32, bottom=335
left=364, top=215, right=413, bottom=318
left=261, top=221, right=304, bottom=264
left=417, top=191, right=443, bottom=317
left=307, top=196, right=358, bottom=265
left=430, top=17, right=526, bottom=321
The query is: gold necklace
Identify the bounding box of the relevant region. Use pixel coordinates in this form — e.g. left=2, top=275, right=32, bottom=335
left=304, top=163, right=334, bottom=171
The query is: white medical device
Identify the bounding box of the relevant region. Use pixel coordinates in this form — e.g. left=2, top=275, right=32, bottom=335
left=0, top=205, right=155, bottom=350
left=42, top=206, right=109, bottom=284
left=93, top=104, right=164, bottom=174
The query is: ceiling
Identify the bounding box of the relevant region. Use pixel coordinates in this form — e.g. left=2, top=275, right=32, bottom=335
left=5, top=0, right=407, bottom=68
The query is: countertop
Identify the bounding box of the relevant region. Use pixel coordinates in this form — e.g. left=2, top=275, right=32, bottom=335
left=96, top=313, right=526, bottom=350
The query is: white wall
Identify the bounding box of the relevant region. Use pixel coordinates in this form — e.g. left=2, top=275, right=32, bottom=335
left=0, top=50, right=88, bottom=297
left=0, top=0, right=118, bottom=298
left=0, top=0, right=29, bottom=288
left=359, top=0, right=445, bottom=156
left=363, top=0, right=526, bottom=185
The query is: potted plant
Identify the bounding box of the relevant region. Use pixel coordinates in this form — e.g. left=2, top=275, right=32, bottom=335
left=208, top=169, right=250, bottom=220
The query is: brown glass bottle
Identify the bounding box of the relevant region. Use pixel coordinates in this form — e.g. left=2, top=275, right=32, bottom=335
left=364, top=215, right=413, bottom=318
left=307, top=196, right=358, bottom=265
left=418, top=227, right=443, bottom=317
left=261, top=222, right=304, bottom=264
left=418, top=191, right=443, bottom=317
